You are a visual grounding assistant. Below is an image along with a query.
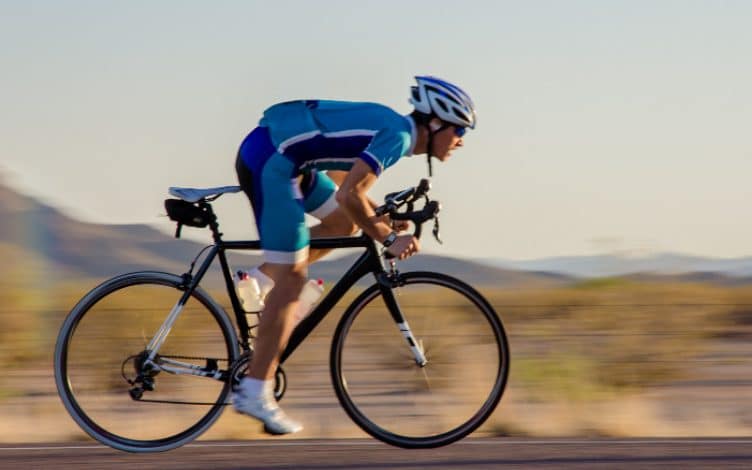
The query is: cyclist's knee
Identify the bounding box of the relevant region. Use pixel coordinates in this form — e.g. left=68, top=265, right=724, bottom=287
left=321, top=209, right=358, bottom=236
left=344, top=220, right=358, bottom=235
left=263, top=263, right=308, bottom=299
left=334, top=220, right=358, bottom=236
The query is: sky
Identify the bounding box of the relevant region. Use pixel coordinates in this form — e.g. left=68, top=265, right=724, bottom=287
left=1, top=1, right=751, bottom=261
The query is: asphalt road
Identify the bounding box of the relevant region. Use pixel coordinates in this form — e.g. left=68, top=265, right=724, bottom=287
left=2, top=438, right=751, bottom=469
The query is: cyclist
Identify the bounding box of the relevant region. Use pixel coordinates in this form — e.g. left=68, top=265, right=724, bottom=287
left=233, top=76, right=476, bottom=434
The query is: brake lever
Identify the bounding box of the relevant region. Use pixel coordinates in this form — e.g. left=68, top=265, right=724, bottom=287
left=414, top=178, right=431, bottom=198
left=432, top=217, right=443, bottom=244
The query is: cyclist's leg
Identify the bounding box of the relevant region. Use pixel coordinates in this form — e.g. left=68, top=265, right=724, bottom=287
left=235, top=129, right=307, bottom=433
left=240, top=170, right=352, bottom=374
left=302, top=170, right=357, bottom=263
left=247, top=149, right=310, bottom=379
left=235, top=263, right=307, bottom=434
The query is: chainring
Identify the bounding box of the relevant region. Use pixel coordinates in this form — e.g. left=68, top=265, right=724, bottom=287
left=229, top=351, right=287, bottom=402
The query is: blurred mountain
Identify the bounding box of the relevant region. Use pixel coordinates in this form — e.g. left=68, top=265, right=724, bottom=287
left=0, top=178, right=262, bottom=281
left=0, top=179, right=560, bottom=287
left=487, top=253, right=752, bottom=279
left=309, top=252, right=572, bottom=287
left=622, top=271, right=752, bottom=286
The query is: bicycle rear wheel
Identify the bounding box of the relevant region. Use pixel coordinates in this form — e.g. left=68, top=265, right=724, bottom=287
left=331, top=271, right=509, bottom=448
left=54, top=271, right=240, bottom=452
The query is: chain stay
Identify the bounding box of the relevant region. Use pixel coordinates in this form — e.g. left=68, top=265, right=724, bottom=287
left=127, top=354, right=234, bottom=406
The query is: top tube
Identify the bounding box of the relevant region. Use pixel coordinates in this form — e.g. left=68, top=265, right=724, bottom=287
left=220, top=235, right=372, bottom=251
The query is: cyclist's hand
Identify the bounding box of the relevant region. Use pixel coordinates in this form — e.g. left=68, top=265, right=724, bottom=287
left=386, top=235, right=420, bottom=260
left=390, top=218, right=410, bottom=232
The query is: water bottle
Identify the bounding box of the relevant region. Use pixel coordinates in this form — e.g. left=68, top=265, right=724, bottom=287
left=295, top=279, right=324, bottom=324
left=235, top=270, right=264, bottom=313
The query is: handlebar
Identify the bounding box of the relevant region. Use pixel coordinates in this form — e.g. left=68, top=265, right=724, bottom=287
left=380, top=178, right=431, bottom=211
left=374, top=178, right=442, bottom=243
left=390, top=200, right=440, bottom=240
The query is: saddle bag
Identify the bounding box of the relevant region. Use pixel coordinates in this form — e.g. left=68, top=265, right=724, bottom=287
left=164, top=199, right=211, bottom=237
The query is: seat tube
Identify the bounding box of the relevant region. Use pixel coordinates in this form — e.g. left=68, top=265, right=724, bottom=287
left=379, top=284, right=428, bottom=367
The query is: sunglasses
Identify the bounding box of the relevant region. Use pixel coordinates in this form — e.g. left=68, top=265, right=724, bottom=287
left=435, top=123, right=467, bottom=138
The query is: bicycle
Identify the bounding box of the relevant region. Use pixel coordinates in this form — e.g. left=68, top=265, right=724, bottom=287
left=54, top=178, right=510, bottom=452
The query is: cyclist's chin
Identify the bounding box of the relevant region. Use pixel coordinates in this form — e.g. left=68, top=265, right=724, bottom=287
left=436, top=152, right=453, bottom=162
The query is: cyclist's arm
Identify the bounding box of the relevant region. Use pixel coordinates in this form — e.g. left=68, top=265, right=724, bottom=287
left=334, top=161, right=393, bottom=243
left=328, top=169, right=408, bottom=232
left=327, top=170, right=379, bottom=211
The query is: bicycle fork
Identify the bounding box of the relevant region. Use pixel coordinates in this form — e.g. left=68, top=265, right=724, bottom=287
left=381, top=285, right=428, bottom=367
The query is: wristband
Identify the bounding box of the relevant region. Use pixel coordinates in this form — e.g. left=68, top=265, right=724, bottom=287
left=382, top=231, right=398, bottom=247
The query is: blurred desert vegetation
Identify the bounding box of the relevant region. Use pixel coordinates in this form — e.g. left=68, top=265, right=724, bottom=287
left=2, top=271, right=752, bottom=442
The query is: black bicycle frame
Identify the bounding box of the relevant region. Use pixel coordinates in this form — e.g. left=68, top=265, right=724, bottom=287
left=172, top=209, right=403, bottom=366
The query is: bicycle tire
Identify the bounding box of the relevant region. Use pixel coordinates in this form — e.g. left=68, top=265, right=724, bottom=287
left=54, top=271, right=240, bottom=453
left=330, top=271, right=509, bottom=449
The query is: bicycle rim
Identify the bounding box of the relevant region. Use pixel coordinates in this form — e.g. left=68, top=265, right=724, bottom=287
left=331, top=272, right=509, bottom=448
left=54, top=272, right=239, bottom=452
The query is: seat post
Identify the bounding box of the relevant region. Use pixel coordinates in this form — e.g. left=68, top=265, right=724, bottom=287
left=200, top=202, right=224, bottom=243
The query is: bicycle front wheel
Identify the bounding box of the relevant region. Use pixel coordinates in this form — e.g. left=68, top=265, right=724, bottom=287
left=331, top=271, right=509, bottom=448
left=54, top=271, right=240, bottom=452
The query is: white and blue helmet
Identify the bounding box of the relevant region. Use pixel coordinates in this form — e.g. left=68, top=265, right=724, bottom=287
left=410, top=76, right=477, bottom=129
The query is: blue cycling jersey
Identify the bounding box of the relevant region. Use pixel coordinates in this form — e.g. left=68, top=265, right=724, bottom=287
left=235, top=99, right=416, bottom=264
left=258, top=100, right=416, bottom=176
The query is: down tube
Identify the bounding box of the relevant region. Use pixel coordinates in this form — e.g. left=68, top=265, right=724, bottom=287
left=279, top=251, right=377, bottom=364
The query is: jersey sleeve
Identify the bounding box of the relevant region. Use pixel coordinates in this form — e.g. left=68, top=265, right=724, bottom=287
left=358, top=129, right=412, bottom=176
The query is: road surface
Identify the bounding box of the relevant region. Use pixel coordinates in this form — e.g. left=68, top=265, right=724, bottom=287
left=2, top=438, right=751, bottom=469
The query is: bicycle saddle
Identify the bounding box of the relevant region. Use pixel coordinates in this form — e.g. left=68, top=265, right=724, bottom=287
left=168, top=185, right=242, bottom=203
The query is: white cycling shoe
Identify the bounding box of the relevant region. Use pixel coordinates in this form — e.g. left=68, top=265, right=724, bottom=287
left=232, top=389, right=303, bottom=435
